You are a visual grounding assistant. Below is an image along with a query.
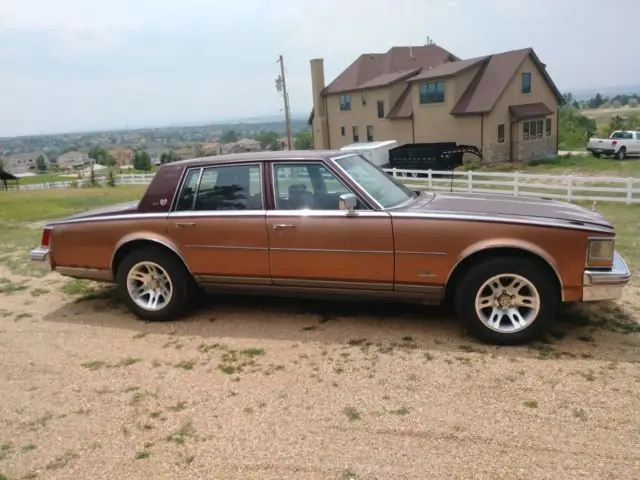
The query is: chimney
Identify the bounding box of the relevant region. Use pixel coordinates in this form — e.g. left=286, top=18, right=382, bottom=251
left=309, top=58, right=330, bottom=149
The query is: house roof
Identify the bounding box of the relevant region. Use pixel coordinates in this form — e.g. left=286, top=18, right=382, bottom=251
left=408, top=56, right=489, bottom=82
left=357, top=68, right=422, bottom=90
left=323, top=45, right=457, bottom=95
left=509, top=102, right=554, bottom=120
left=386, top=86, right=413, bottom=119
left=450, top=48, right=563, bottom=115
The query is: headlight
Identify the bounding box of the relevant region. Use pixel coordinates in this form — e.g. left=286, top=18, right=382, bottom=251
left=587, top=238, right=615, bottom=267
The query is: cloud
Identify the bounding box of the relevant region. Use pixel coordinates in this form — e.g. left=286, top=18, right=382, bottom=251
left=0, top=0, right=638, bottom=136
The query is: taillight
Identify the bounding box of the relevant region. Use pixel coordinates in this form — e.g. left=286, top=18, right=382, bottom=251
left=41, top=228, right=52, bottom=247
left=612, top=140, right=617, bottom=146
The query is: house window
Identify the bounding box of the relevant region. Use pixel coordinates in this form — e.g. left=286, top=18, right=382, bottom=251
left=361, top=92, right=367, bottom=106
left=352, top=126, right=359, bottom=142
left=419, top=80, right=445, bottom=104
left=545, top=118, right=551, bottom=136
left=339, top=94, right=351, bottom=111
left=366, top=126, right=374, bottom=142
left=497, top=124, right=505, bottom=143
left=522, top=119, right=546, bottom=141
left=521, top=73, right=532, bottom=94
left=340, top=126, right=345, bottom=136
left=377, top=100, right=384, bottom=118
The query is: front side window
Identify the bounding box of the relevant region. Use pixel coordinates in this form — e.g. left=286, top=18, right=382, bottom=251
left=174, top=164, right=262, bottom=211
left=333, top=154, right=415, bottom=209
left=339, top=94, right=351, bottom=111
left=521, top=72, right=532, bottom=94
left=272, top=163, right=357, bottom=210
left=419, top=80, right=445, bottom=104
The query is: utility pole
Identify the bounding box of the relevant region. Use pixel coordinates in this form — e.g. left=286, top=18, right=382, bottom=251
left=276, top=55, right=293, bottom=150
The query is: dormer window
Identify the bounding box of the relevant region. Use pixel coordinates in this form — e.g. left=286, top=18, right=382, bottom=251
left=419, top=80, right=445, bottom=104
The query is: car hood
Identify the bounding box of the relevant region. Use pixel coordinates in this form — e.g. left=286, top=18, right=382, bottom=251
left=398, top=192, right=613, bottom=231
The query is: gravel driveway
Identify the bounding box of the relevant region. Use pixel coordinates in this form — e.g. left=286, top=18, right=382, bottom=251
left=0, top=265, right=639, bottom=480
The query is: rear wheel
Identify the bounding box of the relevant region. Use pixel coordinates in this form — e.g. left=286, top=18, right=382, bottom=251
left=616, top=147, right=627, bottom=160
left=454, top=257, right=558, bottom=345
left=116, top=247, right=195, bottom=322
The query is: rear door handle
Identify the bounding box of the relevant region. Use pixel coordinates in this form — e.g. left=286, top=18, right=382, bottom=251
left=175, top=222, right=195, bottom=228
left=273, top=224, right=295, bottom=231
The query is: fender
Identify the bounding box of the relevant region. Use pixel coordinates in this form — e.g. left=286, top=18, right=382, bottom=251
left=448, top=237, right=564, bottom=298
left=110, top=232, right=190, bottom=275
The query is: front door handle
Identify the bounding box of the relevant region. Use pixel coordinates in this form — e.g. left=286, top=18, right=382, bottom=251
left=175, top=222, right=195, bottom=228
left=273, top=224, right=296, bottom=231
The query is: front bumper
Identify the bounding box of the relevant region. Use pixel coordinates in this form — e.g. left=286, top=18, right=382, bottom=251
left=30, top=247, right=49, bottom=262
left=582, top=251, right=631, bottom=301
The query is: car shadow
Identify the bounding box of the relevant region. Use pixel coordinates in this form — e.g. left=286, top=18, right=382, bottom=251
left=42, top=287, right=640, bottom=363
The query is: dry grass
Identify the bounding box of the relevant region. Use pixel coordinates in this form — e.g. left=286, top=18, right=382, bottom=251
left=0, top=188, right=638, bottom=479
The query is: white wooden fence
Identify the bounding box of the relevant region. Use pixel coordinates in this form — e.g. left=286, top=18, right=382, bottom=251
left=9, top=170, right=640, bottom=204
left=383, top=168, right=640, bottom=204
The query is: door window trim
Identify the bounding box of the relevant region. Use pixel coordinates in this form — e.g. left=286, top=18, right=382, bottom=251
left=171, top=162, right=265, bottom=213
left=270, top=161, right=371, bottom=212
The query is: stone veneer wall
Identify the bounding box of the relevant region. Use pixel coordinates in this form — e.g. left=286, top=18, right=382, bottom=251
left=481, top=135, right=557, bottom=163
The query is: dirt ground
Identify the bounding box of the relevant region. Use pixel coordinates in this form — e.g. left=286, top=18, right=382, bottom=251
left=0, top=262, right=639, bottom=480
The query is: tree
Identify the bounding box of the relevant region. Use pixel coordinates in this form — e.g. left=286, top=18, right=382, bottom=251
left=133, top=150, right=152, bottom=172
left=629, top=97, right=639, bottom=108
left=220, top=130, right=239, bottom=144
left=255, top=130, right=281, bottom=150
left=294, top=130, right=313, bottom=150
left=557, top=104, right=596, bottom=150
left=160, top=150, right=179, bottom=164
left=562, top=92, right=574, bottom=105
left=35, top=155, right=47, bottom=172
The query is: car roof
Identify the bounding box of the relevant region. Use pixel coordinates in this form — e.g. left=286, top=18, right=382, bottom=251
left=172, top=149, right=348, bottom=168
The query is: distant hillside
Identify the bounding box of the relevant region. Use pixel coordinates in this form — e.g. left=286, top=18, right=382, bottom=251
left=570, top=85, right=640, bottom=101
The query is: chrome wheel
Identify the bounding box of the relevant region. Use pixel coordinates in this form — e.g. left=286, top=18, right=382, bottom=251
left=474, top=274, right=540, bottom=334
left=126, top=261, right=173, bottom=311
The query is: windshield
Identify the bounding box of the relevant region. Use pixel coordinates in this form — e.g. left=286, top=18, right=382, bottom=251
left=333, top=154, right=415, bottom=209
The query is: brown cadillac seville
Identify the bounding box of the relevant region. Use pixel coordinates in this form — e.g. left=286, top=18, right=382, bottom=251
left=30, top=150, right=631, bottom=344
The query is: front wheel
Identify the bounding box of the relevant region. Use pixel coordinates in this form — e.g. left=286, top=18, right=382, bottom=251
left=116, top=247, right=195, bottom=322
left=454, top=257, right=559, bottom=345
left=615, top=147, right=626, bottom=160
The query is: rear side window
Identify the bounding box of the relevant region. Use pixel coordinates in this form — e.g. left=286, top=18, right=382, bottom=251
left=174, top=164, right=263, bottom=211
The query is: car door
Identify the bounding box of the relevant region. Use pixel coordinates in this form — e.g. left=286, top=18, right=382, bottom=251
left=266, top=162, right=394, bottom=290
left=167, top=162, right=270, bottom=285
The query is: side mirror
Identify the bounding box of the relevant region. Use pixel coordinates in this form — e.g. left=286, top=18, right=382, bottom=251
left=339, top=193, right=357, bottom=215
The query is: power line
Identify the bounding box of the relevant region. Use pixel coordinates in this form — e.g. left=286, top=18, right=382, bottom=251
left=276, top=55, right=293, bottom=150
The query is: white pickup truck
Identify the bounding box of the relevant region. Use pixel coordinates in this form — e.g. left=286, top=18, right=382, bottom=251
left=587, top=130, right=640, bottom=160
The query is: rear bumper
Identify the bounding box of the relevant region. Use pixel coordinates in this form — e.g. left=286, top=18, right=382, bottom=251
left=587, top=147, right=615, bottom=155
left=30, top=247, right=50, bottom=262
left=582, top=251, right=631, bottom=301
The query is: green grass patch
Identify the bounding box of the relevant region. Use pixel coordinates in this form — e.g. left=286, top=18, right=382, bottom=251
left=0, top=185, right=145, bottom=223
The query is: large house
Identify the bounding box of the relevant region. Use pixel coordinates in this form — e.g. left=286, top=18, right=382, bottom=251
left=308, top=45, right=563, bottom=162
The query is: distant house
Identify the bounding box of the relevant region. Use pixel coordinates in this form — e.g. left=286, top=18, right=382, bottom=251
left=4, top=152, right=49, bottom=175
left=221, top=138, right=262, bottom=154
left=201, top=142, right=222, bottom=155
left=174, top=147, right=198, bottom=160
left=57, top=151, right=91, bottom=171
left=105, top=147, right=134, bottom=167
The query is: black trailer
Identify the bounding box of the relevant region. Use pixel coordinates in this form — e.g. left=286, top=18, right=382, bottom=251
left=384, top=142, right=482, bottom=177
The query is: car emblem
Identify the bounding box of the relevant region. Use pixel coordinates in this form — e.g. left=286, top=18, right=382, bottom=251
left=159, top=199, right=167, bottom=206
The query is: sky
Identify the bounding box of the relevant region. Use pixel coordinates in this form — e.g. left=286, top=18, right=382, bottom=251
left=0, top=0, right=638, bottom=137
